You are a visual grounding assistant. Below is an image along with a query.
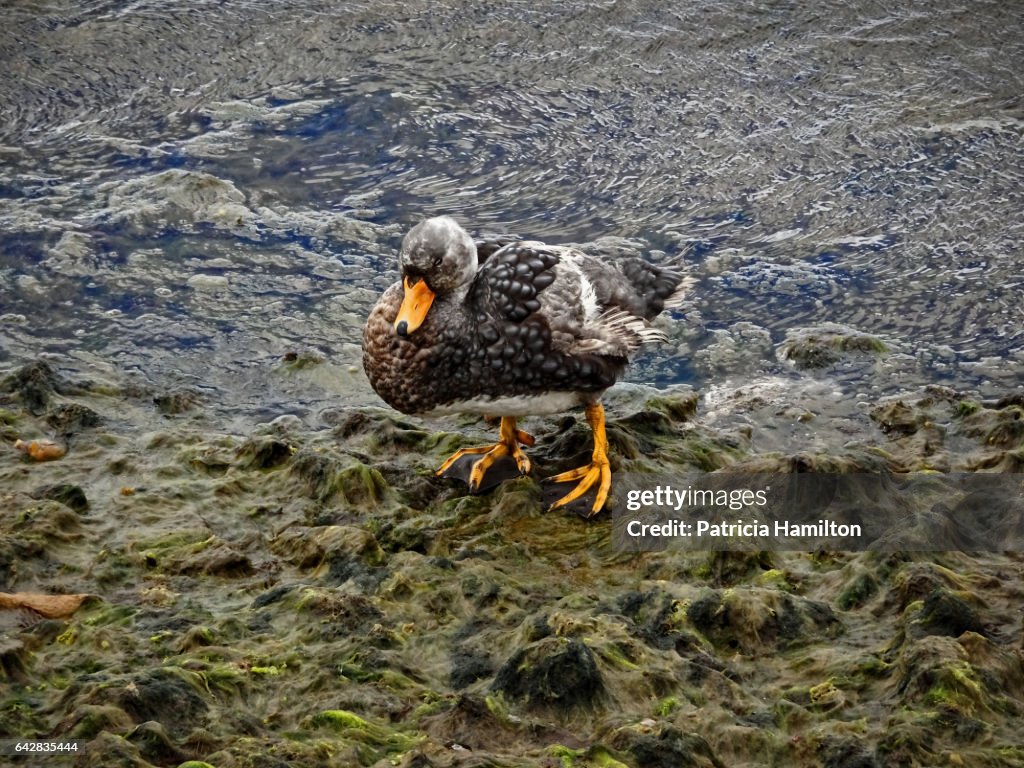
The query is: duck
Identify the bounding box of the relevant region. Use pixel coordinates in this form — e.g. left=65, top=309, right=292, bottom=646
left=362, top=216, right=691, bottom=517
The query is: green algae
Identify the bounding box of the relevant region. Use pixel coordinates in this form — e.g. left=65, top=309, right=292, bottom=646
left=305, top=709, right=418, bottom=755
left=837, top=571, right=879, bottom=610
left=549, top=744, right=631, bottom=767
left=3, top=364, right=1024, bottom=767
left=654, top=696, right=679, bottom=717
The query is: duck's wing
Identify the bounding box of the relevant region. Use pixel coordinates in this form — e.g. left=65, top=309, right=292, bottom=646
left=468, top=243, right=669, bottom=360
left=468, top=242, right=560, bottom=323
left=474, top=233, right=522, bottom=264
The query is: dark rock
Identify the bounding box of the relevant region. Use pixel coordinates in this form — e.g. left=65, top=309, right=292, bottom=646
left=237, top=435, right=294, bottom=469
left=251, top=583, right=297, bottom=608
left=153, top=389, right=201, bottom=414
left=31, top=483, right=89, bottom=514
left=916, top=589, right=987, bottom=638
left=449, top=647, right=495, bottom=690
left=871, top=401, right=921, bottom=436
left=290, top=448, right=389, bottom=505
left=118, top=668, right=209, bottom=738
left=686, top=592, right=724, bottom=633
left=46, top=402, right=100, bottom=434
left=687, top=588, right=839, bottom=652
left=610, top=724, right=725, bottom=768
left=324, top=551, right=388, bottom=592
left=1, top=360, right=62, bottom=414
left=0, top=635, right=30, bottom=681
left=492, top=637, right=605, bottom=713
left=300, top=590, right=383, bottom=635
left=819, top=736, right=880, bottom=768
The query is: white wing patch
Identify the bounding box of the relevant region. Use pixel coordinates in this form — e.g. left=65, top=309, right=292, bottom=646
left=663, top=275, right=696, bottom=310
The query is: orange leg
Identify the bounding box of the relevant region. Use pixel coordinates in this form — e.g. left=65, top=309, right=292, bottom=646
left=547, top=403, right=612, bottom=517
left=436, top=416, right=534, bottom=492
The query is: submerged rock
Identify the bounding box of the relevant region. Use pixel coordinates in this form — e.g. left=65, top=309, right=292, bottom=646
left=780, top=323, right=887, bottom=370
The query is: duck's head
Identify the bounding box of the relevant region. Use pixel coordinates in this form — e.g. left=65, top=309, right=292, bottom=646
left=394, top=216, right=477, bottom=337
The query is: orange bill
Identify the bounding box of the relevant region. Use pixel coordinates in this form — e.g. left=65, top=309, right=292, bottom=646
left=394, top=277, right=436, bottom=336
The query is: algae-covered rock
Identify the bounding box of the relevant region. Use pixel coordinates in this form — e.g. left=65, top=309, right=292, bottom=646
left=74, top=731, right=153, bottom=768
left=30, top=483, right=90, bottom=514
left=780, top=323, right=887, bottom=370
left=236, top=435, right=294, bottom=469
left=609, top=724, right=726, bottom=768
left=420, top=693, right=521, bottom=751
left=126, top=719, right=188, bottom=764
left=912, top=588, right=988, bottom=639
left=46, top=402, right=101, bottom=434
left=153, top=389, right=202, bottom=415
left=289, top=448, right=391, bottom=507
left=1, top=360, right=64, bottom=414
left=114, top=668, right=209, bottom=738
left=492, top=637, right=606, bottom=714
left=305, top=708, right=418, bottom=755
left=686, top=587, right=840, bottom=653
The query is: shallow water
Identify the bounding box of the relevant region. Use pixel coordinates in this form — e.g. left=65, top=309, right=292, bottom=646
left=1, top=0, right=1022, bottom=425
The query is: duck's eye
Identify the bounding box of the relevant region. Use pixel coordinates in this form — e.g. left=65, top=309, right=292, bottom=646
left=431, top=254, right=443, bottom=268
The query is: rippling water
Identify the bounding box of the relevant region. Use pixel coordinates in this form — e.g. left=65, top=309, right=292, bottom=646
left=1, top=0, right=1022, bottom=423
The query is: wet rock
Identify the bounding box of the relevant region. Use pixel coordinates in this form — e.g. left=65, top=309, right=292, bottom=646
left=781, top=323, right=887, bottom=370
left=117, top=668, right=209, bottom=737
left=181, top=543, right=254, bottom=577
left=58, top=704, right=135, bottom=740
left=643, top=390, right=699, bottom=423
left=46, top=402, right=101, bottom=434
left=270, top=525, right=384, bottom=577
left=609, top=724, right=726, bottom=768
left=837, top=570, right=879, bottom=611
left=104, top=169, right=257, bottom=235
left=871, top=400, right=922, bottom=436
left=153, top=389, right=202, bottom=414
left=701, top=550, right=777, bottom=587
left=420, top=693, right=521, bottom=751
left=74, top=731, right=152, bottom=768
left=328, top=408, right=430, bottom=451
left=290, top=448, right=390, bottom=506
left=236, top=435, right=294, bottom=469
left=491, top=637, right=605, bottom=714
left=296, top=587, right=383, bottom=637
left=912, top=588, right=987, bottom=638
left=1, top=360, right=63, bottom=414
left=0, top=635, right=30, bottom=681
left=686, top=587, right=840, bottom=652
left=304, top=708, right=417, bottom=756
left=31, top=483, right=89, bottom=514
left=694, top=321, right=775, bottom=375
left=818, top=737, right=880, bottom=768
left=126, top=719, right=188, bottom=764
left=139, top=533, right=253, bottom=578
left=449, top=646, right=495, bottom=690
left=891, top=631, right=1024, bottom=737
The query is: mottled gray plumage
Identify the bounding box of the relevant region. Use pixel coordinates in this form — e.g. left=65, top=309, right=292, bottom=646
left=362, top=216, right=689, bottom=416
